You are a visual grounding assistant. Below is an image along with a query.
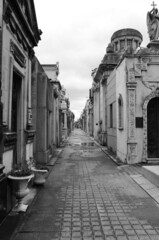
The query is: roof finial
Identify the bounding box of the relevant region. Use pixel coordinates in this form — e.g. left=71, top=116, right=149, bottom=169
left=151, top=1, right=157, bottom=9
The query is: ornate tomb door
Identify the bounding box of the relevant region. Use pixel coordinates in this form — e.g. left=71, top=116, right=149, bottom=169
left=11, top=71, right=22, bottom=163
left=147, top=97, right=159, bottom=158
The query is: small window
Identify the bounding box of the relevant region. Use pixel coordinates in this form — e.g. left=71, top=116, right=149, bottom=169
left=120, top=40, right=125, bottom=50
left=135, top=40, right=138, bottom=49
left=118, top=95, right=123, bottom=130
left=115, top=42, right=118, bottom=52
left=110, top=104, right=113, bottom=128
left=127, top=39, right=132, bottom=47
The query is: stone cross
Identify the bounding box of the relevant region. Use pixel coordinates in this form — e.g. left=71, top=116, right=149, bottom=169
left=151, top=1, right=157, bottom=9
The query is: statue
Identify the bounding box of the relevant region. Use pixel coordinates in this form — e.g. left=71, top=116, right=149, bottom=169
left=147, top=2, right=159, bottom=41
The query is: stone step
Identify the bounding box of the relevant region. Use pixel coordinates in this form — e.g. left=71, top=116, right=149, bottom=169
left=141, top=165, right=159, bottom=188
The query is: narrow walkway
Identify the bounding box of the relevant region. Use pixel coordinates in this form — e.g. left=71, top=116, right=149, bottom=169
left=11, top=129, right=159, bottom=240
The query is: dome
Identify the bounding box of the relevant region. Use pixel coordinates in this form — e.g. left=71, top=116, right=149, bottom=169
left=111, top=28, right=143, bottom=53
left=111, top=28, right=143, bottom=42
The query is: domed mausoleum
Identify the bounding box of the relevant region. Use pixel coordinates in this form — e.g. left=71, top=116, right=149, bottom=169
left=88, top=7, right=159, bottom=164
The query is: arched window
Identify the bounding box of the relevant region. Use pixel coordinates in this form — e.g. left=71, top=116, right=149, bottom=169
left=118, top=95, right=123, bottom=130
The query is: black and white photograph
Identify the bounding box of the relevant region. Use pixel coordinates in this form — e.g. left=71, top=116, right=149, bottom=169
left=1, top=0, right=159, bottom=239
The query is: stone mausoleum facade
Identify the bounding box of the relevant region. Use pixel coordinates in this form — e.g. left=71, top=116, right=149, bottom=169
left=0, top=0, right=74, bottom=223
left=82, top=5, right=159, bottom=165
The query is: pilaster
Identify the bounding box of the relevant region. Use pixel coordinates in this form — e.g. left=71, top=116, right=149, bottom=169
left=127, top=68, right=138, bottom=164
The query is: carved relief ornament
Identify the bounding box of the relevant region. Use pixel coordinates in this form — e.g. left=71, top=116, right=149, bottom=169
left=93, top=82, right=100, bottom=92
left=127, top=68, right=137, bottom=138
left=4, top=5, right=28, bottom=53
left=130, top=58, right=159, bottom=91
left=10, top=40, right=26, bottom=68
left=127, top=89, right=136, bottom=138
left=127, top=58, right=149, bottom=82
left=136, top=47, right=159, bottom=55
left=127, top=68, right=136, bottom=82
left=126, top=67, right=138, bottom=163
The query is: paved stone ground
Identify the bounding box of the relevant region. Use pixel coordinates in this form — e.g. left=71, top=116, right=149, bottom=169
left=11, top=129, right=159, bottom=240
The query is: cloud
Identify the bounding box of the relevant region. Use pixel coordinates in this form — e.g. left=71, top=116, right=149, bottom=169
left=34, top=0, right=153, bottom=120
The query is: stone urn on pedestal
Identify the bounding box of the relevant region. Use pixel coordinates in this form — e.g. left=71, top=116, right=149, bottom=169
left=29, top=158, right=49, bottom=186
left=8, top=164, right=34, bottom=212
left=31, top=166, right=49, bottom=185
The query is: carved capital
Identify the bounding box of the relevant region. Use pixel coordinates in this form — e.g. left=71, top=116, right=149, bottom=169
left=3, top=132, right=17, bottom=147
left=93, top=82, right=100, bottom=92
left=127, top=68, right=136, bottom=82
left=28, top=48, right=35, bottom=60
left=25, top=130, right=36, bottom=143
left=127, top=82, right=137, bottom=89
left=135, top=62, right=147, bottom=76
left=101, top=77, right=107, bottom=85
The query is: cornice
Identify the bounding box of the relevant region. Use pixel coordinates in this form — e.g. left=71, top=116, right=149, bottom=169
left=5, top=0, right=41, bottom=48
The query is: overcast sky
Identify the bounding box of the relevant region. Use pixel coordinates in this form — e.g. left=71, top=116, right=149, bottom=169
left=34, top=0, right=153, bottom=120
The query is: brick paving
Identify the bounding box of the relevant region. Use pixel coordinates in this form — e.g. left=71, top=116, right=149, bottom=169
left=11, top=129, right=159, bottom=240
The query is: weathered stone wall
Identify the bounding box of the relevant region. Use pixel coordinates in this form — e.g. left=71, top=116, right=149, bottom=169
left=116, top=58, right=128, bottom=162
left=107, top=70, right=117, bottom=153
left=31, top=57, right=53, bottom=164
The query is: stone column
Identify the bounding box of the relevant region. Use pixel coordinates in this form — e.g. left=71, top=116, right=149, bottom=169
left=63, top=110, right=67, bottom=128
left=27, top=50, right=34, bottom=130
left=8, top=56, right=14, bottom=129
left=127, top=68, right=138, bottom=164
left=63, top=110, right=67, bottom=138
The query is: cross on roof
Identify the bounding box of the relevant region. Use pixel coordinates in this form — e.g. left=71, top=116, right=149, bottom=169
left=151, top=1, right=157, bottom=9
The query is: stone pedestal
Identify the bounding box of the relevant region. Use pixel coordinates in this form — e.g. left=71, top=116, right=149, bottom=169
left=147, top=40, right=159, bottom=50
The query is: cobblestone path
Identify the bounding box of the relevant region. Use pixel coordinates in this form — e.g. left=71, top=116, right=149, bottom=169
left=12, top=129, right=159, bottom=240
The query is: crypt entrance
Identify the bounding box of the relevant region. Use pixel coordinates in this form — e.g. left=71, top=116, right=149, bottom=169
left=147, top=97, right=159, bottom=158
left=11, top=71, right=22, bottom=164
